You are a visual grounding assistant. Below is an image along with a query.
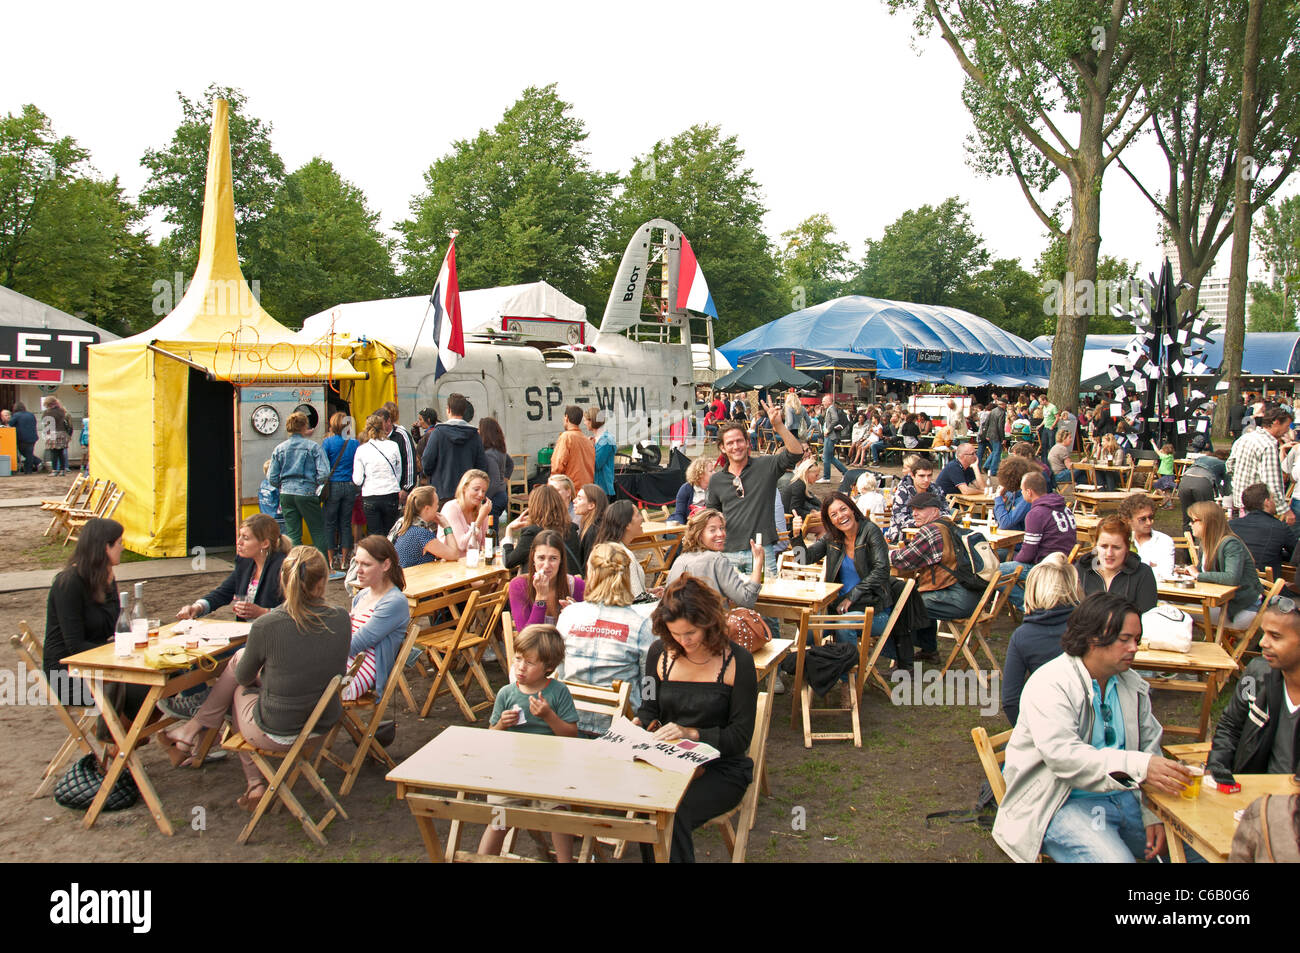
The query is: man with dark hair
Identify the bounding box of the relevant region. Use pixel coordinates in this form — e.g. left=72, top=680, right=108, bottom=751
left=1227, top=407, right=1295, bottom=519
left=551, top=405, right=594, bottom=489
left=817, top=394, right=849, bottom=484
left=885, top=455, right=949, bottom=543
left=1230, top=483, right=1300, bottom=577
left=705, top=402, right=803, bottom=576
left=421, top=392, right=488, bottom=500
left=381, top=401, right=418, bottom=501
left=10, top=401, right=40, bottom=473
left=980, top=399, right=1006, bottom=476
left=1209, top=594, right=1300, bottom=780
left=993, top=592, right=1191, bottom=863
left=1229, top=394, right=1251, bottom=438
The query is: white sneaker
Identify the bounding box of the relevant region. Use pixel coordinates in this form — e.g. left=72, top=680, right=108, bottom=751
left=773, top=674, right=786, bottom=694
left=816, top=478, right=833, bottom=484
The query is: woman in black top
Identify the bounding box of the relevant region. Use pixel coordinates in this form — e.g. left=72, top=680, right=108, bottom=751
left=637, top=576, right=757, bottom=862
left=503, top=485, right=582, bottom=573
left=176, top=514, right=289, bottom=621
left=1075, top=515, right=1158, bottom=613
left=43, top=518, right=125, bottom=701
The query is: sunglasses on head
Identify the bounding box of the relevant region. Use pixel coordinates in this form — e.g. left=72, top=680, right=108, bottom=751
left=1267, top=594, right=1300, bottom=615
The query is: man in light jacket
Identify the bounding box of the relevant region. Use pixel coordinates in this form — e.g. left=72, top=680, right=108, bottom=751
left=992, top=591, right=1192, bottom=863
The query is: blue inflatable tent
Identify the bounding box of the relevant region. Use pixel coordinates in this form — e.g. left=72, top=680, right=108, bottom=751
left=720, top=296, right=1051, bottom=387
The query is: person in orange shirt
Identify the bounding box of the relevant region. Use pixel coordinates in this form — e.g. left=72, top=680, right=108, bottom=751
left=551, top=405, right=595, bottom=488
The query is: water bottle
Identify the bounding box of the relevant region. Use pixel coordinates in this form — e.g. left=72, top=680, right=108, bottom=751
left=115, top=592, right=133, bottom=657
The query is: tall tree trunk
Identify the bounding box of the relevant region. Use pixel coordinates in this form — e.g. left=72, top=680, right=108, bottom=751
left=1216, top=0, right=1263, bottom=440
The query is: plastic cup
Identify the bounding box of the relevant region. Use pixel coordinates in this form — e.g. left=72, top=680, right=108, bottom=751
left=1181, top=763, right=1205, bottom=799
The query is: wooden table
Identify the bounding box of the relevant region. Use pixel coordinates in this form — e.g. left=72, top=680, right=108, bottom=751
left=62, top=622, right=248, bottom=834
left=950, top=493, right=995, bottom=518
left=749, top=638, right=793, bottom=795
left=403, top=559, right=509, bottom=620
left=1084, top=462, right=1133, bottom=490
left=637, top=520, right=688, bottom=539
left=754, top=579, right=842, bottom=729
left=1145, top=774, right=1300, bottom=862
left=1073, top=490, right=1141, bottom=514
left=388, top=726, right=691, bottom=862
left=630, top=521, right=687, bottom=585
left=1173, top=458, right=1195, bottom=482
left=1156, top=580, right=1238, bottom=643
left=900, top=521, right=1024, bottom=556
left=1134, top=641, right=1239, bottom=741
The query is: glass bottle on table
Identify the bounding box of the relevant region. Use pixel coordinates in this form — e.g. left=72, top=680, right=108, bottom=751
left=483, top=517, right=495, bottom=564
left=115, top=592, right=133, bottom=657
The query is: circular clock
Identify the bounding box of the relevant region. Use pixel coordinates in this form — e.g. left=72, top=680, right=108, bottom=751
left=250, top=404, right=280, bottom=436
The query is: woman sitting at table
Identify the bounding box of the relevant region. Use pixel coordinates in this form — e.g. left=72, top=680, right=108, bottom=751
left=1001, top=553, right=1083, bottom=726
left=177, top=514, right=289, bottom=622
left=503, top=485, right=582, bottom=574
left=509, top=530, right=586, bottom=628
left=992, top=456, right=1036, bottom=532
left=592, top=499, right=648, bottom=598
left=555, top=542, right=655, bottom=734
left=1185, top=501, right=1264, bottom=628
left=42, top=518, right=147, bottom=716
left=575, top=483, right=608, bottom=571
left=345, top=536, right=412, bottom=702
left=636, top=576, right=757, bottom=863
left=441, top=468, right=493, bottom=557
left=1089, top=433, right=1129, bottom=491
left=670, top=456, right=715, bottom=525
left=665, top=508, right=763, bottom=609
left=162, top=547, right=349, bottom=801
left=393, top=487, right=458, bottom=569
left=1075, top=516, right=1158, bottom=613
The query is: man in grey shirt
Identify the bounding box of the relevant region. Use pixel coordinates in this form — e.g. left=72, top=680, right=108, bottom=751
left=706, top=399, right=802, bottom=575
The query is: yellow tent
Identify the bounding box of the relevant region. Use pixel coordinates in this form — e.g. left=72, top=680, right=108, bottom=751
left=88, top=100, right=391, bottom=556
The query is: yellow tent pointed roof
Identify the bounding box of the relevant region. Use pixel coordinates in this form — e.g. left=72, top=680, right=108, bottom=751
left=123, top=98, right=295, bottom=345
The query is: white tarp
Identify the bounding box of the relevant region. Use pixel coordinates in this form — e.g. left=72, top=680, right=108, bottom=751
left=298, top=281, right=592, bottom=356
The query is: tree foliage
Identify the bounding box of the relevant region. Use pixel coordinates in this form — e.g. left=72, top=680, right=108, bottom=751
left=604, top=124, right=780, bottom=343
left=398, top=85, right=615, bottom=310
left=256, top=158, right=398, bottom=328
left=775, top=213, right=853, bottom=310
left=1, top=105, right=156, bottom=335
left=852, top=197, right=989, bottom=305
left=139, top=84, right=285, bottom=278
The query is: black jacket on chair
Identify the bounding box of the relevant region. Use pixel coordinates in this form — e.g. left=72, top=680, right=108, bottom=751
left=803, top=520, right=892, bottom=613
left=1229, top=510, right=1300, bottom=576
left=1209, top=658, right=1300, bottom=777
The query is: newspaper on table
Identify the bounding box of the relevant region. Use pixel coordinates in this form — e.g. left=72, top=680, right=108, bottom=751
left=592, top=717, right=720, bottom=774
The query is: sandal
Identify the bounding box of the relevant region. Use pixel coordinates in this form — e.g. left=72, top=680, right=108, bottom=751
left=156, top=731, right=195, bottom=767
left=236, top=784, right=267, bottom=812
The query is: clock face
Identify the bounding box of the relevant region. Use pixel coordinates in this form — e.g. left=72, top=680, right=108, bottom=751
left=251, top=404, right=280, bottom=436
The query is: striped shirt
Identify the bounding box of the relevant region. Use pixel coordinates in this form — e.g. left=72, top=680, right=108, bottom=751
left=1226, top=429, right=1285, bottom=510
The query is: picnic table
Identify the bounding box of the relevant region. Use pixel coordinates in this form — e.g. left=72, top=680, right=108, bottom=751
left=1134, top=641, right=1238, bottom=741
left=402, top=559, right=509, bottom=620
left=1144, top=774, right=1300, bottom=862
left=1072, top=489, right=1142, bottom=514
left=388, top=726, right=691, bottom=862
left=949, top=492, right=995, bottom=518
left=61, top=620, right=249, bottom=834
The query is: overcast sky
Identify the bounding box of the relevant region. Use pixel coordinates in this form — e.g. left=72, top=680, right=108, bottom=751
left=3, top=1, right=1285, bottom=286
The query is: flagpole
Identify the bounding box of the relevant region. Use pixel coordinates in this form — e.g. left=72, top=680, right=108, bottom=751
left=406, top=229, right=459, bottom=368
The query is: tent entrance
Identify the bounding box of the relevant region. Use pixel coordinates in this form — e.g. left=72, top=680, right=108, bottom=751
left=187, top=369, right=236, bottom=549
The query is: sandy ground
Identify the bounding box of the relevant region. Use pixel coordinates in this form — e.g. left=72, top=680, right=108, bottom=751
left=0, top=469, right=1208, bottom=862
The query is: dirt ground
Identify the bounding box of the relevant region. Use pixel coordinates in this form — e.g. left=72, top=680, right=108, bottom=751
left=0, top=470, right=1210, bottom=863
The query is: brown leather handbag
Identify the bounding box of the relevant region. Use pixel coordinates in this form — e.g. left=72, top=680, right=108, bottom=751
left=726, top=607, right=771, bottom=653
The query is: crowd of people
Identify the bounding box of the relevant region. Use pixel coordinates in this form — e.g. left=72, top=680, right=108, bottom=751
left=34, top=381, right=1300, bottom=864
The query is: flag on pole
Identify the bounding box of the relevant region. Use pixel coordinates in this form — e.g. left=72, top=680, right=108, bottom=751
left=675, top=236, right=717, bottom=318
left=430, top=238, right=464, bottom=378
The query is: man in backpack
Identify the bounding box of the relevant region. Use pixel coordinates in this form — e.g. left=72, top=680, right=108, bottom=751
left=888, top=492, right=981, bottom=661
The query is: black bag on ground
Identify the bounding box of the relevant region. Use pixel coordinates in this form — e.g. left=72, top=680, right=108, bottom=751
left=54, top=753, right=139, bottom=812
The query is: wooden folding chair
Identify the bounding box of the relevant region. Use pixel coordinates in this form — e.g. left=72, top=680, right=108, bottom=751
left=416, top=587, right=505, bottom=721
left=64, top=484, right=122, bottom=546
left=317, top=621, right=423, bottom=795
left=1218, top=578, right=1284, bottom=669
left=938, top=565, right=1023, bottom=690
left=41, top=472, right=89, bottom=535
left=48, top=477, right=103, bottom=538
left=11, top=621, right=101, bottom=797
left=776, top=552, right=826, bottom=582
left=971, top=725, right=1013, bottom=805
left=798, top=612, right=874, bottom=747
left=860, top=578, right=916, bottom=696
left=221, top=674, right=348, bottom=846
left=707, top=690, right=774, bottom=862
left=507, top=455, right=529, bottom=518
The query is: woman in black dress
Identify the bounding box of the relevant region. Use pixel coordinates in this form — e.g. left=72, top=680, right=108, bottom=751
left=43, top=518, right=126, bottom=704
left=636, top=576, right=757, bottom=862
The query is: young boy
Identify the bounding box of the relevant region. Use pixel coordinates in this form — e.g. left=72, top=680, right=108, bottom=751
left=478, top=624, right=580, bottom=861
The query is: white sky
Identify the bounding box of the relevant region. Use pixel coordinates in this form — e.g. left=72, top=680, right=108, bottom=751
left=3, top=0, right=1285, bottom=284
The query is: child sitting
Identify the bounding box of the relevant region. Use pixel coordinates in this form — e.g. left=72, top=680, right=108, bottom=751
left=478, top=624, right=580, bottom=862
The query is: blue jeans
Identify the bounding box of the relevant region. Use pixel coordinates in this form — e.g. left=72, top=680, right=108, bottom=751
left=1042, top=792, right=1148, bottom=863
left=321, top=481, right=358, bottom=553
left=917, top=585, right=980, bottom=652
left=835, top=610, right=894, bottom=666
left=983, top=441, right=1003, bottom=476
left=489, top=490, right=508, bottom=523
left=722, top=545, right=778, bottom=577
left=823, top=437, right=848, bottom=480
left=999, top=559, right=1026, bottom=611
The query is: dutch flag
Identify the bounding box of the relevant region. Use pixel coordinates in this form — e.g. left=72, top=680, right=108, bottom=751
left=430, top=238, right=465, bottom=378
left=676, top=236, right=717, bottom=318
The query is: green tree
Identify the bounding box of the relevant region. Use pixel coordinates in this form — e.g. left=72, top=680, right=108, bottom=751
left=398, top=85, right=614, bottom=309
left=1255, top=194, right=1300, bottom=327
left=139, top=84, right=285, bottom=277
left=604, top=124, right=780, bottom=343
left=960, top=258, right=1048, bottom=341
left=776, top=213, right=853, bottom=310
left=1, top=105, right=157, bottom=336
left=1247, top=280, right=1296, bottom=331
left=1034, top=232, right=1136, bottom=335
left=256, top=158, right=398, bottom=328
left=851, top=197, right=989, bottom=305
left=887, top=0, right=1174, bottom=409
